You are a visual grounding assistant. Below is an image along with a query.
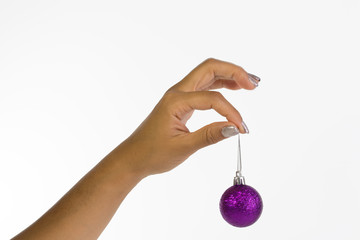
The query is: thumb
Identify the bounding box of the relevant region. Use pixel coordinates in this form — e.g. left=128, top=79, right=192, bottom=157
left=187, top=122, right=241, bottom=151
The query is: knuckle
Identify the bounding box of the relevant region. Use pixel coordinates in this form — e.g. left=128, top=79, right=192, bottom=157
left=163, top=90, right=176, bottom=99
left=204, top=57, right=217, bottom=64
left=210, top=91, right=224, bottom=101
left=202, top=58, right=218, bottom=68
left=200, top=58, right=219, bottom=83
left=204, top=127, right=217, bottom=145
left=161, top=91, right=179, bottom=107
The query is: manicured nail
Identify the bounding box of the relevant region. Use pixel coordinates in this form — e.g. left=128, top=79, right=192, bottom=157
left=241, top=121, right=249, bottom=134
left=248, top=73, right=261, bottom=82
left=221, top=125, right=240, bottom=138
left=248, top=73, right=261, bottom=87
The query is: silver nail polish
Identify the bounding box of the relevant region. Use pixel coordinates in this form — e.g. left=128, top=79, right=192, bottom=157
left=248, top=74, right=259, bottom=87
left=248, top=73, right=261, bottom=82
left=221, top=126, right=240, bottom=138
left=241, top=121, right=249, bottom=134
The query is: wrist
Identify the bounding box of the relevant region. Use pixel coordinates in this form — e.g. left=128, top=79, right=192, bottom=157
left=101, top=140, right=148, bottom=186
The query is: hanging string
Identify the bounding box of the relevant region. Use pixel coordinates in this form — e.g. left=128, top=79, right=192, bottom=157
left=234, top=133, right=245, bottom=185
left=237, top=133, right=242, bottom=176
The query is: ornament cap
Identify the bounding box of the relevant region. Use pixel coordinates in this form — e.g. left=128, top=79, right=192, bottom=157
left=233, top=172, right=245, bottom=185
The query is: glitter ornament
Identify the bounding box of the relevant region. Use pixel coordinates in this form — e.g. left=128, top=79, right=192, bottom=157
left=219, top=134, right=263, bottom=227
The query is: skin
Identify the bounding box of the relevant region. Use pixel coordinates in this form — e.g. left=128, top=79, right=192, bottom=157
left=12, top=58, right=259, bottom=240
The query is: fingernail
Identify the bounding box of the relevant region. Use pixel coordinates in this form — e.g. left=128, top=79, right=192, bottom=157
left=248, top=73, right=261, bottom=87
left=249, top=73, right=261, bottom=82
left=221, top=125, right=240, bottom=138
left=241, top=121, right=249, bottom=134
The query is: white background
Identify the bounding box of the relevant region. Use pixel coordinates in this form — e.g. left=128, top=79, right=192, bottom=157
left=1, top=0, right=359, bottom=239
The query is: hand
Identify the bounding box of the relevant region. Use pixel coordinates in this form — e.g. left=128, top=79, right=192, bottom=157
left=116, top=58, right=260, bottom=178
left=11, top=58, right=260, bottom=240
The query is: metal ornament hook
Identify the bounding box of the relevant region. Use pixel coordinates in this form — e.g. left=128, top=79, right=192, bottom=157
left=233, top=134, right=246, bottom=185
left=234, top=171, right=246, bottom=185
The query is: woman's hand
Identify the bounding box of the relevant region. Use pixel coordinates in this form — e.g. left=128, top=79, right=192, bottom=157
left=116, top=58, right=260, bottom=178
left=12, top=58, right=260, bottom=240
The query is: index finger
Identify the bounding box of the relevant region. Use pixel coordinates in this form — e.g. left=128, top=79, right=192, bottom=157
left=170, top=58, right=258, bottom=92
left=169, top=91, right=245, bottom=132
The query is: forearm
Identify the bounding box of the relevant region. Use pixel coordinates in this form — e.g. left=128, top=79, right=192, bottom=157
left=12, top=141, right=144, bottom=240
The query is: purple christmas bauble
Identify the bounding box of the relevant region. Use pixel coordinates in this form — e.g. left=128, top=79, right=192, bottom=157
left=220, top=184, right=263, bottom=227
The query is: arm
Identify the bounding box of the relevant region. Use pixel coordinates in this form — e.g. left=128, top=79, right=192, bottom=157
left=12, top=58, right=260, bottom=240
